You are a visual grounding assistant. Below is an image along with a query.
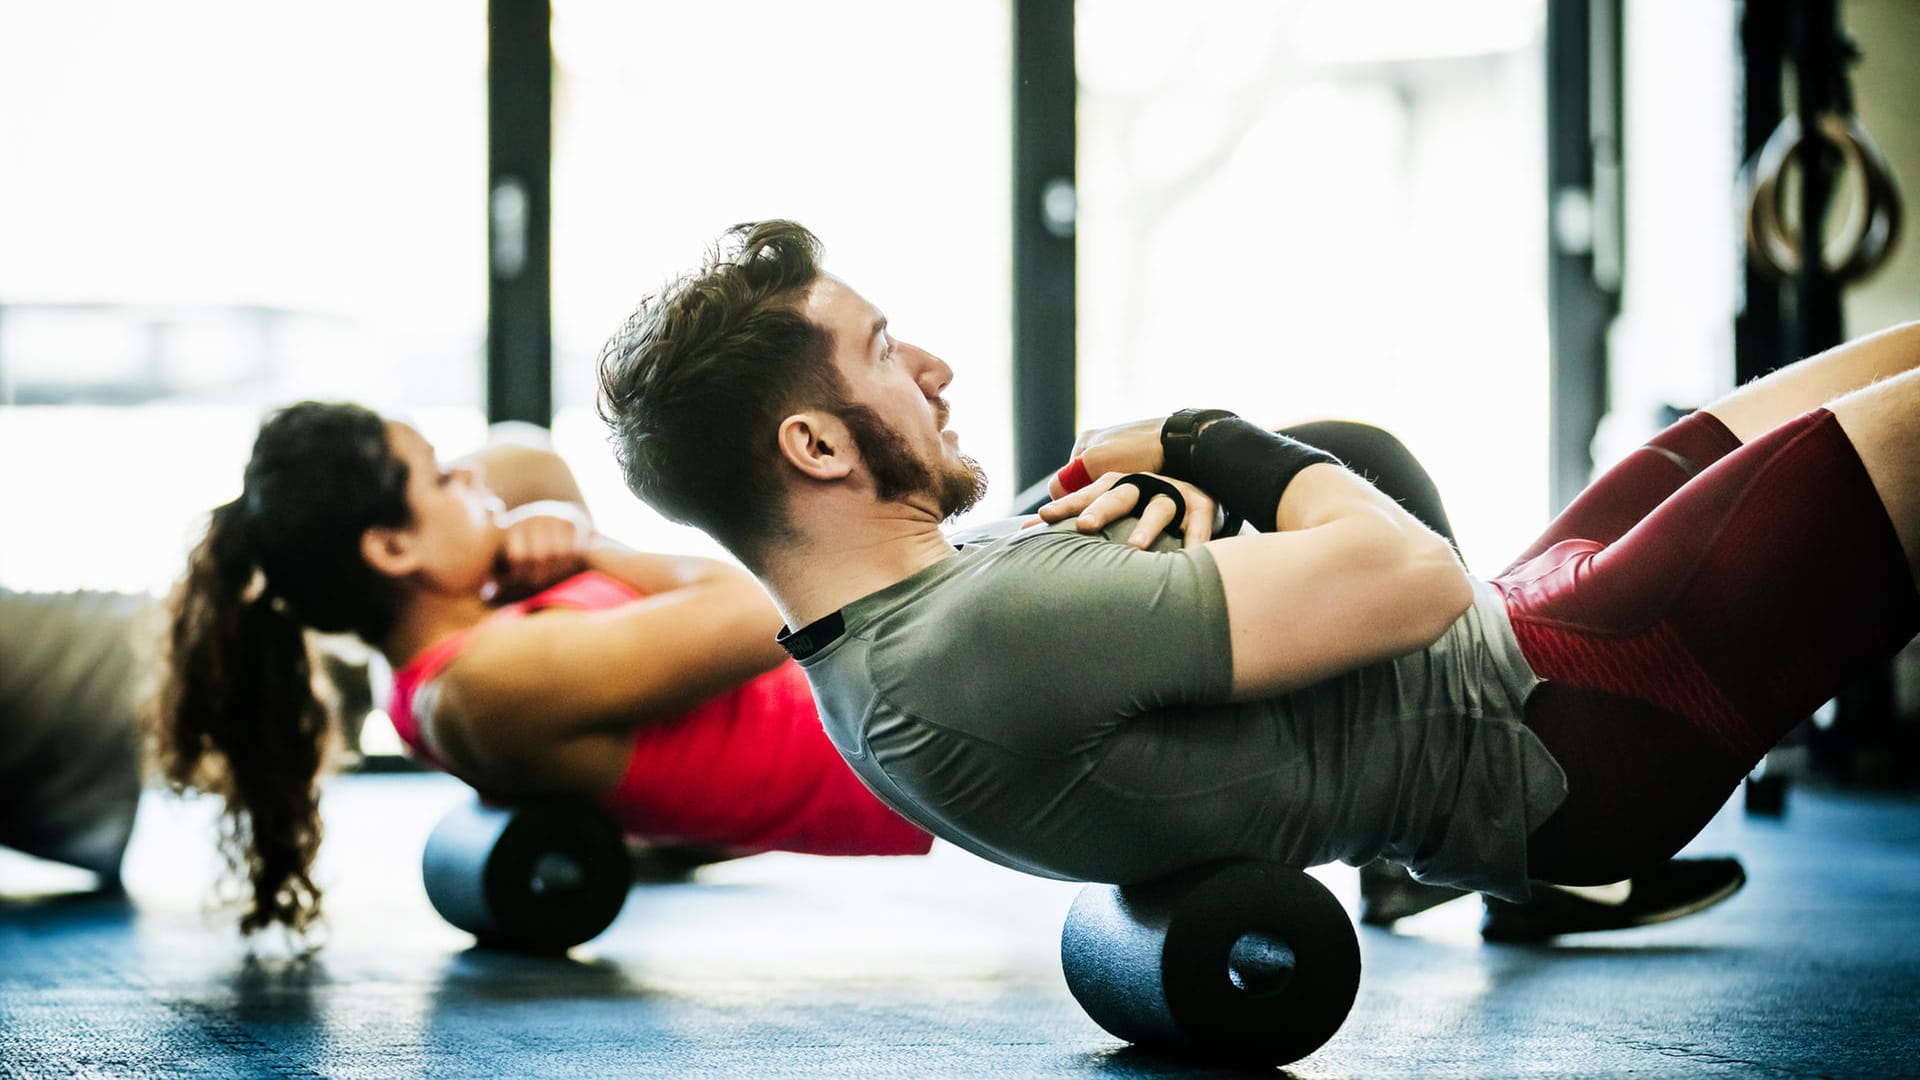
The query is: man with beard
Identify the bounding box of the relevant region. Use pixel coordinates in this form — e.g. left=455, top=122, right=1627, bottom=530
left=596, top=219, right=1919, bottom=912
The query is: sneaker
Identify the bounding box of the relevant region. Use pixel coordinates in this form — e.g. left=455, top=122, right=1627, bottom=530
left=1358, top=859, right=1472, bottom=926
left=1479, top=856, right=1747, bottom=943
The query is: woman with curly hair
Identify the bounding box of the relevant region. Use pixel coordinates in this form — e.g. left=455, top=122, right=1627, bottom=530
left=152, top=401, right=931, bottom=935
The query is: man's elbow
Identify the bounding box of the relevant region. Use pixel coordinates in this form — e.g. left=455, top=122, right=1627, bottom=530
left=1404, top=534, right=1473, bottom=647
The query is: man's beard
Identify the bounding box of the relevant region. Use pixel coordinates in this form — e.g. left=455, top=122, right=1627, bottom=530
left=839, top=404, right=988, bottom=521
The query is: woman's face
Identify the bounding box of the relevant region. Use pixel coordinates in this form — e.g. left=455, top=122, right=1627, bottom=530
left=381, top=422, right=504, bottom=592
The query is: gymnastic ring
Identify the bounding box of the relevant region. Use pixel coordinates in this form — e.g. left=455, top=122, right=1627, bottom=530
left=1746, top=113, right=1901, bottom=282
left=1746, top=113, right=1898, bottom=281
left=1745, top=113, right=1903, bottom=284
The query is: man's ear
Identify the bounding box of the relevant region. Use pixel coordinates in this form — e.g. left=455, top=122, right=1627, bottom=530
left=360, top=526, right=421, bottom=580
left=776, top=411, right=856, bottom=482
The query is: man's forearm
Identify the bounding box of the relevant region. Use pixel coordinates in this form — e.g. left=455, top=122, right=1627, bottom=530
left=1162, top=416, right=1341, bottom=532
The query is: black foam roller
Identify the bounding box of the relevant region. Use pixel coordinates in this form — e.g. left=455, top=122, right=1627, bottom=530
left=1060, top=860, right=1361, bottom=1065
left=421, top=796, right=629, bottom=953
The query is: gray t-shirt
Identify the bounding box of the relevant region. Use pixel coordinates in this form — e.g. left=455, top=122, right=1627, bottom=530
left=790, top=519, right=1568, bottom=901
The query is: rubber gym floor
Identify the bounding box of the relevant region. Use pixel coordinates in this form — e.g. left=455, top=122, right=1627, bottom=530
left=3, top=773, right=1916, bottom=1078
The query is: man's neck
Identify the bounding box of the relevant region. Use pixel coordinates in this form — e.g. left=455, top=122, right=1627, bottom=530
left=762, top=511, right=957, bottom=632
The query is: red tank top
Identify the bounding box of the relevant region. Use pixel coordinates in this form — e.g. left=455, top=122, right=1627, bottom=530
left=386, top=571, right=930, bottom=857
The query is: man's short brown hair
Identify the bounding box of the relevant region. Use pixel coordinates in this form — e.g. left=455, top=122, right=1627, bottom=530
left=597, top=220, right=844, bottom=568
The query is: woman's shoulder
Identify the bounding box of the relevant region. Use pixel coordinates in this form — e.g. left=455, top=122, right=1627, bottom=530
left=439, top=565, right=670, bottom=704
left=412, top=595, right=607, bottom=782
left=511, top=569, right=646, bottom=612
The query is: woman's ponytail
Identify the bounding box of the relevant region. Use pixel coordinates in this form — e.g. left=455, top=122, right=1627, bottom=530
left=153, top=501, right=329, bottom=936
left=151, top=402, right=411, bottom=937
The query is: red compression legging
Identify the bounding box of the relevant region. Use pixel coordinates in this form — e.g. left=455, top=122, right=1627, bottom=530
left=1490, top=407, right=1920, bottom=884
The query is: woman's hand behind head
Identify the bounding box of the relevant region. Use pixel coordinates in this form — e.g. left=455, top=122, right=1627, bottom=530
left=492, top=501, right=594, bottom=601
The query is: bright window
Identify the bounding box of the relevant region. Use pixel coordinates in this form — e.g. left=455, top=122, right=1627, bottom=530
left=0, top=1, right=487, bottom=594
left=1077, top=0, right=1549, bottom=571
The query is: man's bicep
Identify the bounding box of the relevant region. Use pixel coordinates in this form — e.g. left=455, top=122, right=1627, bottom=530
left=1207, top=519, right=1456, bottom=698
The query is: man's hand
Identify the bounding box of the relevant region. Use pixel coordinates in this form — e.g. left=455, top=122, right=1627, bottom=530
left=1036, top=471, right=1218, bottom=549
left=1047, top=416, right=1169, bottom=498
left=495, top=500, right=593, bottom=597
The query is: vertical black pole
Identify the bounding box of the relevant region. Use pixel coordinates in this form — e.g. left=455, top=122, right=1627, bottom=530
left=1011, top=0, right=1077, bottom=489
left=1791, top=0, right=1844, bottom=356
left=1735, top=0, right=1787, bottom=385
left=1545, top=0, right=1622, bottom=513
left=1790, top=1, right=1888, bottom=776
left=487, top=0, right=553, bottom=427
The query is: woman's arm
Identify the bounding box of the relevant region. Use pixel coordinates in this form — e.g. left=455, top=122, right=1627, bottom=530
left=423, top=538, right=789, bottom=793
left=452, top=439, right=598, bottom=599
left=429, top=436, right=791, bottom=792
left=457, top=438, right=591, bottom=520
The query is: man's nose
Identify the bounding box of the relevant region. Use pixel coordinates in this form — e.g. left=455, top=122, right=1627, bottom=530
left=907, top=343, right=953, bottom=397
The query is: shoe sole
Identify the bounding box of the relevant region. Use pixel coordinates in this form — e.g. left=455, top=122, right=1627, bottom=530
left=1618, top=867, right=1747, bottom=930
left=1481, top=867, right=1748, bottom=942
